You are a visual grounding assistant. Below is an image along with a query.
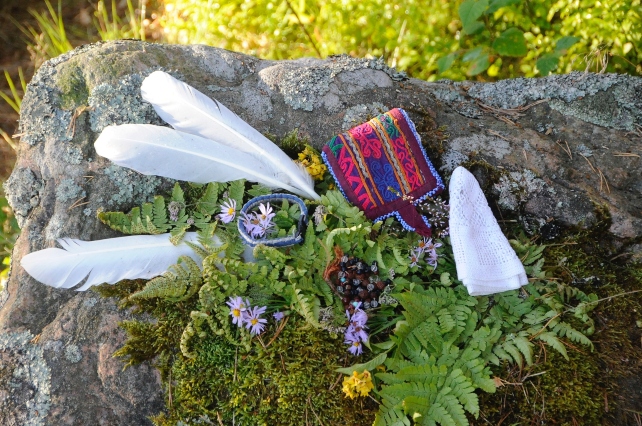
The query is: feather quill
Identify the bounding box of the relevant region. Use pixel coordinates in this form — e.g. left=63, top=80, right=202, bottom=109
left=95, top=124, right=315, bottom=194
left=140, top=71, right=319, bottom=200
left=21, top=232, right=213, bottom=291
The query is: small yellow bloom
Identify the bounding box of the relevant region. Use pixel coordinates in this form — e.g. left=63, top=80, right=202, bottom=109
left=297, top=146, right=327, bottom=181
left=342, top=370, right=374, bottom=399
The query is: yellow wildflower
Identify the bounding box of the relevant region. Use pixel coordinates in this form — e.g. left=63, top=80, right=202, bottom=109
left=297, top=146, right=327, bottom=181
left=342, top=370, right=374, bottom=399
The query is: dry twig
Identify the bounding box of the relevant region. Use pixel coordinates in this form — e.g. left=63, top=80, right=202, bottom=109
left=68, top=197, right=89, bottom=211
left=555, top=139, right=573, bottom=160
left=487, top=129, right=511, bottom=141
left=578, top=153, right=597, bottom=172
left=597, top=168, right=610, bottom=193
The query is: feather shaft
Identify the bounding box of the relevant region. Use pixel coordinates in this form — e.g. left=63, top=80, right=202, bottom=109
left=95, top=124, right=310, bottom=195
left=21, top=232, right=214, bottom=291
left=141, top=71, right=319, bottom=200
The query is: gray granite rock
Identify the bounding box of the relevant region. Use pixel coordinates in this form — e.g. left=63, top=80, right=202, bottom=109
left=1, top=40, right=641, bottom=424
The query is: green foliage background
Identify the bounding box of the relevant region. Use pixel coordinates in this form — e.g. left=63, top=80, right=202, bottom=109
left=160, top=0, right=642, bottom=80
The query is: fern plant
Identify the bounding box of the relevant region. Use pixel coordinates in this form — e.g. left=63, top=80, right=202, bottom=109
left=97, top=153, right=598, bottom=426
left=334, top=233, right=598, bottom=426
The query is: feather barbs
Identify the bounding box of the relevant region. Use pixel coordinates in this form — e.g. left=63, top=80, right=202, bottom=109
left=20, top=233, right=208, bottom=291
left=138, top=71, right=320, bottom=200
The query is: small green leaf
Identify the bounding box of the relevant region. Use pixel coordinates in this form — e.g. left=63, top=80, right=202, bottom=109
left=462, top=47, right=484, bottom=62
left=336, top=352, right=388, bottom=375
left=536, top=53, right=559, bottom=75
left=555, top=36, right=580, bottom=52
left=486, top=0, right=521, bottom=14
left=466, top=52, right=490, bottom=76
left=492, top=27, right=527, bottom=57
left=437, top=52, right=458, bottom=73
left=459, top=0, right=489, bottom=35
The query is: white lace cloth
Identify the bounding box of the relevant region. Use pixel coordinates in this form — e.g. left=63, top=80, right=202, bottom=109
left=449, top=166, right=528, bottom=296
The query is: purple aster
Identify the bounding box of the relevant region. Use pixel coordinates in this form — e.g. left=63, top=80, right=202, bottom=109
left=347, top=324, right=369, bottom=343
left=347, top=308, right=368, bottom=328
left=409, top=249, right=422, bottom=268
left=240, top=211, right=260, bottom=237
left=273, top=311, right=285, bottom=321
left=416, top=237, right=442, bottom=254
left=257, top=202, right=275, bottom=224
left=218, top=198, right=237, bottom=224
left=426, top=251, right=438, bottom=270
left=255, top=217, right=275, bottom=237
left=226, top=296, right=249, bottom=326
left=345, top=335, right=363, bottom=356
left=244, top=305, right=268, bottom=335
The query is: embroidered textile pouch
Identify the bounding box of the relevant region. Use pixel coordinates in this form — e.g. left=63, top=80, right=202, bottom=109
left=321, top=108, right=444, bottom=236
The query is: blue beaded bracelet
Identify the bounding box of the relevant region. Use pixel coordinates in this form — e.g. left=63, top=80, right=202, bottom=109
left=238, top=193, right=309, bottom=247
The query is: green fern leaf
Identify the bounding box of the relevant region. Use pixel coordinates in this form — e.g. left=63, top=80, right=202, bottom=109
left=511, top=335, right=534, bottom=365
left=336, top=352, right=388, bottom=375
left=152, top=196, right=168, bottom=228
left=291, top=286, right=320, bottom=328
left=537, top=331, right=569, bottom=360
left=228, top=179, right=245, bottom=204
left=501, top=340, right=523, bottom=367
left=169, top=224, right=189, bottom=245
left=195, top=182, right=221, bottom=215
left=374, top=395, right=410, bottom=426
left=437, top=308, right=456, bottom=334
left=553, top=322, right=594, bottom=349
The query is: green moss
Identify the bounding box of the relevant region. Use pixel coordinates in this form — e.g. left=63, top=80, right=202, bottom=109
left=56, top=63, right=88, bottom=110
left=93, top=136, right=641, bottom=425
left=227, top=319, right=377, bottom=426
left=475, top=210, right=642, bottom=425
left=269, top=129, right=309, bottom=159
left=477, top=349, right=605, bottom=425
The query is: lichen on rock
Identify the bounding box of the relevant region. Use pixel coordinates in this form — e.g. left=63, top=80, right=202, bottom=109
left=259, top=55, right=403, bottom=111
left=2, top=167, right=43, bottom=228
left=0, top=331, right=51, bottom=426
left=89, top=73, right=164, bottom=133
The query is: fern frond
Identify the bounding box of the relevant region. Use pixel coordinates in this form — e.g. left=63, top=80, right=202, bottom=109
left=374, top=394, right=410, bottom=426
left=553, top=321, right=594, bottom=349
left=291, top=286, right=321, bottom=328
left=537, top=331, right=569, bottom=360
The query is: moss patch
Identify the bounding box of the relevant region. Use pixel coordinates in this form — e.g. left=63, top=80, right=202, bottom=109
left=476, top=214, right=642, bottom=425
left=56, top=62, right=88, bottom=110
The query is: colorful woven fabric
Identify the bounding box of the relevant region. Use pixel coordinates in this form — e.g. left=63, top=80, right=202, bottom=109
left=322, top=108, right=444, bottom=236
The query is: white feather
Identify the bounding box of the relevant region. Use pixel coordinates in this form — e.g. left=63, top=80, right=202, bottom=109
left=21, top=232, right=211, bottom=291
left=141, top=71, right=320, bottom=200
left=95, top=124, right=315, bottom=195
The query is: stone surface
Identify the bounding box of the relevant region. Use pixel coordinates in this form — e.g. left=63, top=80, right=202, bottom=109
left=1, top=40, right=641, bottom=423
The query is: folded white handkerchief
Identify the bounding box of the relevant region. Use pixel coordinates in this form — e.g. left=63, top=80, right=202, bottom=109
left=449, top=166, right=528, bottom=296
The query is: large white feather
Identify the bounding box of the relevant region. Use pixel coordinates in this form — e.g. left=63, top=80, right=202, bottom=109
left=95, top=124, right=315, bottom=195
left=140, top=71, right=320, bottom=200
left=21, top=232, right=211, bottom=291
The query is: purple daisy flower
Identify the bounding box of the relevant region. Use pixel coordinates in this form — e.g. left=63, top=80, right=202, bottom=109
left=218, top=198, right=237, bottom=224
left=409, top=249, right=422, bottom=267
left=347, top=324, right=369, bottom=343
left=273, top=311, right=285, bottom=321
left=345, top=336, right=363, bottom=356
left=347, top=309, right=368, bottom=328
left=244, top=305, right=268, bottom=335
left=257, top=202, right=276, bottom=224
left=226, top=296, right=249, bottom=326
left=426, top=251, right=438, bottom=270
left=240, top=211, right=261, bottom=237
